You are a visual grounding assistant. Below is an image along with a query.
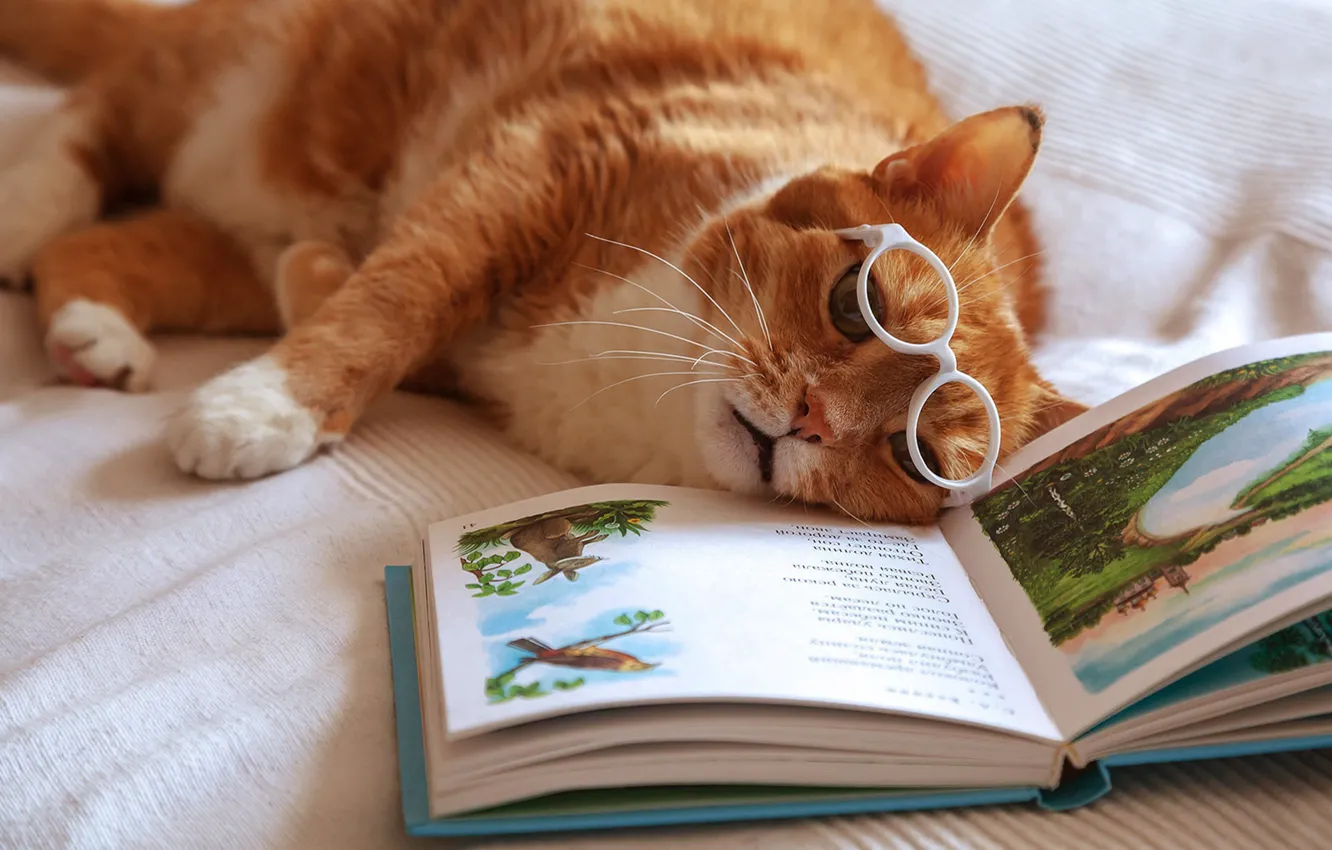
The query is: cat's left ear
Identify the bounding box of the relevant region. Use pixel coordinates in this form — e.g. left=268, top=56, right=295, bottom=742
left=873, top=105, right=1043, bottom=239
left=1028, top=377, right=1089, bottom=440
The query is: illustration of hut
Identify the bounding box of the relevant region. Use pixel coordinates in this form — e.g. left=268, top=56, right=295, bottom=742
left=1114, top=575, right=1160, bottom=615
left=1159, top=563, right=1192, bottom=594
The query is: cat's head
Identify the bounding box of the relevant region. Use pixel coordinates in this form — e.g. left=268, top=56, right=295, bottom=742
left=685, top=105, right=1086, bottom=523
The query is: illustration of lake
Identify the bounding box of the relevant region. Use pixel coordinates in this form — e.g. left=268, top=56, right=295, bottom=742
left=1137, top=379, right=1332, bottom=537
left=1068, top=379, right=1332, bottom=692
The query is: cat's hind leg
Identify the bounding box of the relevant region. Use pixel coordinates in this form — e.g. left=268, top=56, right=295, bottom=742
left=0, top=99, right=102, bottom=288
left=33, top=207, right=280, bottom=391
left=273, top=240, right=355, bottom=330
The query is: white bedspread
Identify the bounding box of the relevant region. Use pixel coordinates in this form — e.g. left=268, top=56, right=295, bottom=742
left=3, top=0, right=1332, bottom=847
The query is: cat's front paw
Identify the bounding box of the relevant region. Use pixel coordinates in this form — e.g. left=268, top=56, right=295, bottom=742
left=167, top=356, right=337, bottom=479
left=46, top=299, right=157, bottom=392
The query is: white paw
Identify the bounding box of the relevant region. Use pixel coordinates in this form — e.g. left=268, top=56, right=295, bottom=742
left=46, top=299, right=157, bottom=392
left=167, top=355, right=337, bottom=480
left=0, top=107, right=99, bottom=284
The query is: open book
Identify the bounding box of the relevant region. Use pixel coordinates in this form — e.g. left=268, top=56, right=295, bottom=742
left=385, top=332, right=1332, bottom=836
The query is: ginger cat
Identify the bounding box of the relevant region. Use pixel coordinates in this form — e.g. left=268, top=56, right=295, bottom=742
left=0, top=0, right=1086, bottom=523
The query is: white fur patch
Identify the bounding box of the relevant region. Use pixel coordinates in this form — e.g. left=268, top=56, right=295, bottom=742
left=167, top=355, right=333, bottom=480
left=455, top=175, right=797, bottom=490
left=694, top=387, right=772, bottom=496
left=164, top=44, right=374, bottom=285
left=458, top=256, right=718, bottom=486
left=0, top=104, right=99, bottom=283
left=46, top=299, right=157, bottom=392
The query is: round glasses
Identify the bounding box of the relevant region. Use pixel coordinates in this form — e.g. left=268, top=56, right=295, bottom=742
left=832, top=223, right=1001, bottom=506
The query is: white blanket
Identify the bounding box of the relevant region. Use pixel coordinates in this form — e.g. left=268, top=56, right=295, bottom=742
left=3, top=0, right=1332, bottom=847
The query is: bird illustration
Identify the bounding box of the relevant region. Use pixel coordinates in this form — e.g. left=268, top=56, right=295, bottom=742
left=505, top=637, right=659, bottom=672
left=531, top=554, right=605, bottom=585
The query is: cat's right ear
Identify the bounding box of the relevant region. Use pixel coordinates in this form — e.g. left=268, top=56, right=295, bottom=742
left=872, top=105, right=1044, bottom=239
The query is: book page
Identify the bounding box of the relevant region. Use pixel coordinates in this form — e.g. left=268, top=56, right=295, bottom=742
left=941, top=333, right=1332, bottom=739
left=1068, top=608, right=1332, bottom=762
left=426, top=483, right=1059, bottom=742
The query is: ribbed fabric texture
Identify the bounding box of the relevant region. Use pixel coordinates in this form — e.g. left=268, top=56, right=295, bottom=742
left=3, top=0, right=1332, bottom=846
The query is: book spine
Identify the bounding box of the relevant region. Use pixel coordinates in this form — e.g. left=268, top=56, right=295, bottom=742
left=1036, top=761, right=1112, bottom=811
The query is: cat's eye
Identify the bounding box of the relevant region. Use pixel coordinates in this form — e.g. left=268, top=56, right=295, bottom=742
left=887, top=431, right=942, bottom=485
left=828, top=265, right=885, bottom=342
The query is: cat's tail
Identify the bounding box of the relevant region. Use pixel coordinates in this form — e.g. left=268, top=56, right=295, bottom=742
left=0, top=0, right=168, bottom=84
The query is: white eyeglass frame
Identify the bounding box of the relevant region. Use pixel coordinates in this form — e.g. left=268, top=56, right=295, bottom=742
left=832, top=223, right=1001, bottom=506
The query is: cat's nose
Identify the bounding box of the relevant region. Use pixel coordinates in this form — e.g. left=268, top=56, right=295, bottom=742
left=790, top=388, right=838, bottom=445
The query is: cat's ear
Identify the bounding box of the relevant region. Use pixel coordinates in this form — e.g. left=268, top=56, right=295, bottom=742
left=1027, top=378, right=1088, bottom=440
left=872, top=105, right=1043, bottom=239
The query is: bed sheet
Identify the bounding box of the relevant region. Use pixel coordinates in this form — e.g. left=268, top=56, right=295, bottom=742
left=3, top=0, right=1332, bottom=847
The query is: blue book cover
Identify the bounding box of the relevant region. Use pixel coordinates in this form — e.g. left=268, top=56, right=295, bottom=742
left=385, top=565, right=1051, bottom=837
left=386, top=564, right=1332, bottom=837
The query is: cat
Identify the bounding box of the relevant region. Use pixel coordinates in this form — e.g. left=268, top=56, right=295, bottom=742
left=0, top=0, right=1087, bottom=523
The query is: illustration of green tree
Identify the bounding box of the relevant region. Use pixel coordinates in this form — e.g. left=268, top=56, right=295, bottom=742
left=485, top=609, right=670, bottom=703
left=1189, top=354, right=1323, bottom=390
left=969, top=351, right=1332, bottom=648
left=457, top=500, right=668, bottom=598
left=460, top=551, right=530, bottom=598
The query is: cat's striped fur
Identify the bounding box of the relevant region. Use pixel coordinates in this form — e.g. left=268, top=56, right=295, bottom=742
left=0, top=0, right=1085, bottom=522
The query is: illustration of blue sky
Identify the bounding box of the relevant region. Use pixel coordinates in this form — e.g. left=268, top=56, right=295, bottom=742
left=478, top=556, right=647, bottom=637
left=1140, top=378, right=1332, bottom=537
left=474, top=544, right=647, bottom=638
left=1074, top=530, right=1332, bottom=692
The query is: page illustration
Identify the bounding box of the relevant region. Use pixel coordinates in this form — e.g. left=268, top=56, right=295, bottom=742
left=429, top=484, right=1059, bottom=741
left=457, top=499, right=669, bottom=598
left=1086, top=607, right=1332, bottom=740
left=969, top=350, right=1332, bottom=694
left=452, top=499, right=675, bottom=704
left=488, top=609, right=672, bottom=703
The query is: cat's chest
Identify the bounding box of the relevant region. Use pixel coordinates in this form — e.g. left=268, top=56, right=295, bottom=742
left=453, top=261, right=725, bottom=489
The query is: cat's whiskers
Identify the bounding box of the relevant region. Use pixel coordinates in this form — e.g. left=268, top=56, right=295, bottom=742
left=688, top=347, right=755, bottom=369
left=957, top=262, right=1039, bottom=311
left=723, top=218, right=773, bottom=353
left=585, top=233, right=748, bottom=339
left=992, top=461, right=1043, bottom=514
left=611, top=306, right=747, bottom=354
left=572, top=262, right=737, bottom=349
left=594, top=346, right=744, bottom=371
left=948, top=183, right=1004, bottom=274
left=922, top=248, right=1042, bottom=314
left=1022, top=395, right=1083, bottom=422
left=567, top=369, right=736, bottom=413
left=531, top=319, right=735, bottom=358
left=873, top=194, right=897, bottom=225
left=955, top=250, right=1043, bottom=296
left=539, top=350, right=737, bottom=370
left=654, top=376, right=744, bottom=407
left=830, top=496, right=874, bottom=529
left=603, top=347, right=739, bottom=369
